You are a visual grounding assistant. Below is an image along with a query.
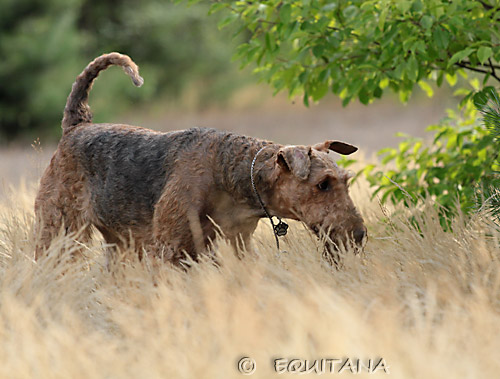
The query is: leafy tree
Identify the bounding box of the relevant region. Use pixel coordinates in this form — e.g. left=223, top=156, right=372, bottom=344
left=206, top=0, right=500, bottom=105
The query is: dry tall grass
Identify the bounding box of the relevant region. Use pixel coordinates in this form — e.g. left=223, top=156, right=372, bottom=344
left=0, top=178, right=499, bottom=378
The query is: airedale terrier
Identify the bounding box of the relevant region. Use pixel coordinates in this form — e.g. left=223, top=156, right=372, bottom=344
left=35, top=53, right=367, bottom=265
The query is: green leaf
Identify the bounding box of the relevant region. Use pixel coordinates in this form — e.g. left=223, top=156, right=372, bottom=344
left=411, top=0, right=423, bottom=13
left=303, top=92, right=310, bottom=107
left=382, top=152, right=397, bottom=164
left=311, top=81, right=329, bottom=101
left=265, top=32, right=276, bottom=52
left=283, top=21, right=298, bottom=39
left=322, top=3, right=338, bottom=12
left=298, top=71, right=308, bottom=84
left=377, top=147, right=396, bottom=156
left=279, top=4, right=292, bottom=23
left=378, top=7, right=388, bottom=31
left=318, top=68, right=330, bottom=83
left=437, top=71, right=444, bottom=87
left=477, top=46, right=493, bottom=65
left=445, top=73, right=457, bottom=86
left=347, top=78, right=363, bottom=97
left=217, top=14, right=238, bottom=30
left=433, top=27, right=450, bottom=50
left=448, top=48, right=474, bottom=68
left=411, top=40, right=426, bottom=54
left=473, top=90, right=490, bottom=109
left=312, top=45, right=325, bottom=58
left=393, top=63, right=404, bottom=80
left=209, top=2, right=229, bottom=15
left=407, top=55, right=419, bottom=81
left=358, top=86, right=370, bottom=105
left=399, top=90, right=410, bottom=103
left=459, top=91, right=474, bottom=107
left=418, top=81, right=434, bottom=97
left=420, top=15, right=433, bottom=29
left=343, top=5, right=359, bottom=19
left=396, top=1, right=412, bottom=13
left=482, top=72, right=491, bottom=86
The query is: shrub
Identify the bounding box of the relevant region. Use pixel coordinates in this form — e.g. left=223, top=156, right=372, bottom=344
left=363, top=88, right=500, bottom=226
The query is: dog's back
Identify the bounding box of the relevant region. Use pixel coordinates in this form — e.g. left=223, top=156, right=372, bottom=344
left=64, top=126, right=223, bottom=227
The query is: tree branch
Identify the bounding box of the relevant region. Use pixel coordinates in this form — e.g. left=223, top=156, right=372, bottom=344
left=489, top=58, right=497, bottom=78
left=477, top=0, right=494, bottom=11
left=462, top=60, right=500, bottom=70
left=456, top=62, right=500, bottom=83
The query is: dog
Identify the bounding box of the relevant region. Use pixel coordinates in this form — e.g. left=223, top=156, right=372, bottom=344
left=34, top=53, right=367, bottom=265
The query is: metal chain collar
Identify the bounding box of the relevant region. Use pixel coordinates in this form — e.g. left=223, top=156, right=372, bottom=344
left=250, top=146, right=288, bottom=251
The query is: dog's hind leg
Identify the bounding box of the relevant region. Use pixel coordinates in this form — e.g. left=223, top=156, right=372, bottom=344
left=34, top=155, right=93, bottom=261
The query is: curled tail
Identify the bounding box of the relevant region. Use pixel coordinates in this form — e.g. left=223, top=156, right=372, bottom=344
left=62, top=52, right=144, bottom=130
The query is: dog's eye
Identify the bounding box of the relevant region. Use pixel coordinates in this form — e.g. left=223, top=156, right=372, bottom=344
left=317, top=179, right=330, bottom=191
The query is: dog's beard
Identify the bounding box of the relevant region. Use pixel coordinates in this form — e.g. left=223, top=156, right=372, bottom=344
left=311, top=226, right=364, bottom=268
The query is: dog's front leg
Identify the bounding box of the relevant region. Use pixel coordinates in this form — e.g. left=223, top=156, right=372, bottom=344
left=151, top=181, right=213, bottom=265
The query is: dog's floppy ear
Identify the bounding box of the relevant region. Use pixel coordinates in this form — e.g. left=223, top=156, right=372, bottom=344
left=313, top=140, right=358, bottom=155
left=277, top=146, right=311, bottom=180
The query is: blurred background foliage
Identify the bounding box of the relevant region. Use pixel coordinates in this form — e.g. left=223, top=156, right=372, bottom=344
left=0, top=0, right=247, bottom=141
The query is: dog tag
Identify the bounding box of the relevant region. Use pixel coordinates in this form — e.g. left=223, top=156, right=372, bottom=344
left=274, top=219, right=289, bottom=237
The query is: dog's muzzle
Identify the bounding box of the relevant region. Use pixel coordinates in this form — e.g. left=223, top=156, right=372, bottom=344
left=312, top=225, right=368, bottom=262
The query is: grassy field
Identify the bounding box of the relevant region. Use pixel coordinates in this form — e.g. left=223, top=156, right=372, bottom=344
left=0, top=167, right=499, bottom=378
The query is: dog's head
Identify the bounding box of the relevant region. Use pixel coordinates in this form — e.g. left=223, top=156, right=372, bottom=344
left=268, top=140, right=367, bottom=263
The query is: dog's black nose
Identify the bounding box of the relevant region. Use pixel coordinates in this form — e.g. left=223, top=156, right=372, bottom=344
left=353, top=227, right=367, bottom=245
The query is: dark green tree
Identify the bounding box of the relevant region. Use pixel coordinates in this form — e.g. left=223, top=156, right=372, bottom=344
left=0, top=0, right=241, bottom=140
left=0, top=0, right=83, bottom=139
